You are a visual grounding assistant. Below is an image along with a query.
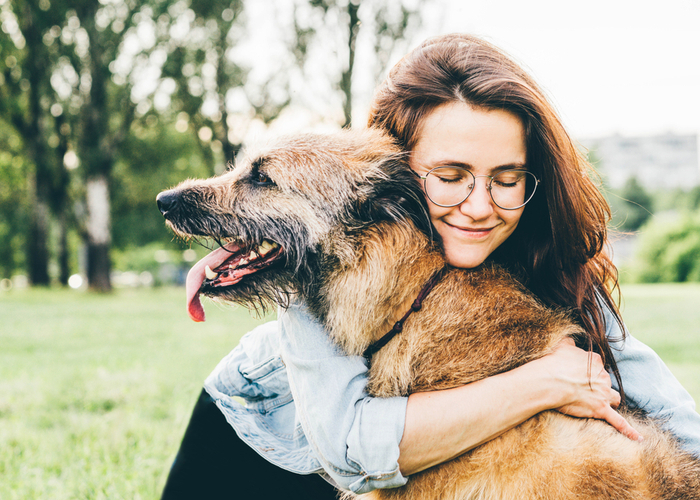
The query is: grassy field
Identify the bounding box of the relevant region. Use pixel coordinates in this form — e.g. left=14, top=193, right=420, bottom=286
left=617, top=283, right=700, bottom=405
left=1, top=283, right=699, bottom=499
left=0, top=287, right=269, bottom=499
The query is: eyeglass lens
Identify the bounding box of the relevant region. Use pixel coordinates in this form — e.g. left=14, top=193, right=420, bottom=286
left=423, top=167, right=537, bottom=209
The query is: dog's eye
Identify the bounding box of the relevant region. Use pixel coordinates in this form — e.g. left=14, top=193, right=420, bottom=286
left=250, top=157, right=274, bottom=186
left=254, top=171, right=274, bottom=186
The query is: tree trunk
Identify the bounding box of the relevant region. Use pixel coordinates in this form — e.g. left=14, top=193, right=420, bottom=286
left=23, top=4, right=51, bottom=286
left=57, top=210, right=70, bottom=286
left=85, top=176, right=111, bottom=292
left=80, top=4, right=114, bottom=292
left=340, top=1, right=360, bottom=128
left=52, top=111, right=72, bottom=287
left=27, top=195, right=51, bottom=286
left=25, top=137, right=52, bottom=287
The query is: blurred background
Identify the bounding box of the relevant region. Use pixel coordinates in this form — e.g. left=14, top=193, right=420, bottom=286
left=0, top=0, right=698, bottom=290
left=1, top=0, right=699, bottom=497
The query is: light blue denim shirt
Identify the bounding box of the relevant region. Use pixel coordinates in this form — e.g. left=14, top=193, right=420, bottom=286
left=204, top=301, right=700, bottom=494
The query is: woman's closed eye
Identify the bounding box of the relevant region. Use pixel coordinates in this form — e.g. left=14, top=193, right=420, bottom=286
left=493, top=179, right=519, bottom=188
left=435, top=168, right=471, bottom=184
left=436, top=174, right=464, bottom=184
left=492, top=172, right=526, bottom=188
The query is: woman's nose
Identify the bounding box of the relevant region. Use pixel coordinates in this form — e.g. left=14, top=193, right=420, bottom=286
left=459, top=180, right=494, bottom=219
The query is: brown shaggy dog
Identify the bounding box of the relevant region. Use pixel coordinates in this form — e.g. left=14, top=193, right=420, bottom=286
left=157, top=129, right=700, bottom=499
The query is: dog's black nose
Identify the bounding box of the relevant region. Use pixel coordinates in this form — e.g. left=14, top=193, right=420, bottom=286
left=156, top=190, right=179, bottom=218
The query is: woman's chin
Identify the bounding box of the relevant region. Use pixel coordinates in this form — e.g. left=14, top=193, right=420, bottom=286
left=443, top=248, right=489, bottom=269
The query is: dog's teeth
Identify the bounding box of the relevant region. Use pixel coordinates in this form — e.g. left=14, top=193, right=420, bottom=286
left=259, top=241, right=274, bottom=255
left=205, top=265, right=218, bottom=280
left=249, top=251, right=258, bottom=260
left=238, top=259, right=248, bottom=266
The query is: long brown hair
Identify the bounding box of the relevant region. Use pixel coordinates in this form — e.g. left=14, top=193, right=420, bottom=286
left=368, top=33, right=626, bottom=395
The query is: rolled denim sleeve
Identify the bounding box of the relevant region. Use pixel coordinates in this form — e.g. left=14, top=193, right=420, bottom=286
left=605, top=305, right=700, bottom=456
left=279, top=303, right=409, bottom=493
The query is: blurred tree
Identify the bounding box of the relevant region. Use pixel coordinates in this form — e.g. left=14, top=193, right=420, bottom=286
left=159, top=0, right=296, bottom=172
left=687, top=186, right=700, bottom=211
left=1, top=1, right=205, bottom=290
left=294, top=0, right=420, bottom=127
left=65, top=2, right=135, bottom=291
left=0, top=123, right=29, bottom=280
left=0, top=0, right=73, bottom=285
left=48, top=1, right=181, bottom=291
left=631, top=212, right=700, bottom=283
left=314, top=0, right=363, bottom=128
left=111, top=119, right=211, bottom=250
left=158, top=0, right=421, bottom=175
left=617, top=176, right=653, bottom=231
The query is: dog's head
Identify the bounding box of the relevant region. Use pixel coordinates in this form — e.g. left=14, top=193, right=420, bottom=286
left=157, top=128, right=432, bottom=321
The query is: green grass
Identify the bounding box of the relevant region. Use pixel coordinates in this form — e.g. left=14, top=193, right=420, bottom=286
left=618, top=283, right=700, bottom=405
left=0, top=287, right=268, bottom=500
left=1, top=284, right=699, bottom=498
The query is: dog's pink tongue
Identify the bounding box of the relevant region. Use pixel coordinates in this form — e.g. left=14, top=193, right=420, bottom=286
left=185, top=244, right=240, bottom=322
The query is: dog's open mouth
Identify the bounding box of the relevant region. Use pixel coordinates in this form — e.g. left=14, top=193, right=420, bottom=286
left=185, top=240, right=283, bottom=322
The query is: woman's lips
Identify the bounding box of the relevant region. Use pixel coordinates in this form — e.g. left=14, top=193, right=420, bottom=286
left=444, top=222, right=494, bottom=239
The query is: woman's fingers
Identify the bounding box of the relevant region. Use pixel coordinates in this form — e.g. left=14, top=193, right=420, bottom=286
left=600, top=405, right=644, bottom=442
left=558, top=399, right=643, bottom=441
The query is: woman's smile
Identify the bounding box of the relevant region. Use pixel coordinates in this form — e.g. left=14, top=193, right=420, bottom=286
left=443, top=222, right=495, bottom=238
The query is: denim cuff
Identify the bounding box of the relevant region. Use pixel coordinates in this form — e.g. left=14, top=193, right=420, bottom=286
left=346, top=396, right=409, bottom=493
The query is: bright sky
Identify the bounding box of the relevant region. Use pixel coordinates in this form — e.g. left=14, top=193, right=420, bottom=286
left=422, top=0, right=700, bottom=139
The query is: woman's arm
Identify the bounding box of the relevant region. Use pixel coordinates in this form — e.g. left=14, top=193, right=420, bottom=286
left=398, top=340, right=641, bottom=475
left=280, top=304, right=638, bottom=488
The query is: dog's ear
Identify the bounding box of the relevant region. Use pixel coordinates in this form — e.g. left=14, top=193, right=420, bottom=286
left=356, top=158, right=435, bottom=239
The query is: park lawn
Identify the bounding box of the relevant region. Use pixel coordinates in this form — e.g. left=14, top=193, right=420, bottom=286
left=0, top=287, right=269, bottom=500
left=618, top=283, right=700, bottom=406
left=1, top=283, right=699, bottom=499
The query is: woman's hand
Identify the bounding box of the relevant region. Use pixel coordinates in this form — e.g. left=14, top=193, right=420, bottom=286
left=535, top=339, right=643, bottom=441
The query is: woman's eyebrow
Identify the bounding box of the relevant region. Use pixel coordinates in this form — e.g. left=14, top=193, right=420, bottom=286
left=429, top=160, right=528, bottom=172
left=491, top=163, right=528, bottom=172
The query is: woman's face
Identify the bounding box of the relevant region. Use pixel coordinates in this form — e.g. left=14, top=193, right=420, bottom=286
left=410, top=103, right=527, bottom=269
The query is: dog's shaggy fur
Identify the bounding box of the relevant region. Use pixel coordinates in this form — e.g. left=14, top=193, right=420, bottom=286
left=158, top=129, right=700, bottom=499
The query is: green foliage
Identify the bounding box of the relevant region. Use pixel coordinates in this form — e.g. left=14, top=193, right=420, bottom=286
left=110, top=242, right=212, bottom=286
left=0, top=0, right=75, bottom=285
left=689, top=186, right=700, bottom=210
left=653, top=186, right=700, bottom=213
left=627, top=212, right=700, bottom=283
left=607, top=176, right=654, bottom=231
left=109, top=120, right=216, bottom=284
left=618, top=177, right=653, bottom=231
left=111, top=119, right=210, bottom=250
left=0, top=124, right=29, bottom=278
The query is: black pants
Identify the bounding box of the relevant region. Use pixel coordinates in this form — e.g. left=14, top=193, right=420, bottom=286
left=161, top=389, right=340, bottom=499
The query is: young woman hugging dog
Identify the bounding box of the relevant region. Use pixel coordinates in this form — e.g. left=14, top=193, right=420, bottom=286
left=159, top=34, right=700, bottom=499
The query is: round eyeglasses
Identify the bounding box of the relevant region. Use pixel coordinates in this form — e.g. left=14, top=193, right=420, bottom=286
left=416, top=166, right=540, bottom=210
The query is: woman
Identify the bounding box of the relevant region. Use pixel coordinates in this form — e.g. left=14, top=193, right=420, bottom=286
left=161, top=34, right=700, bottom=499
